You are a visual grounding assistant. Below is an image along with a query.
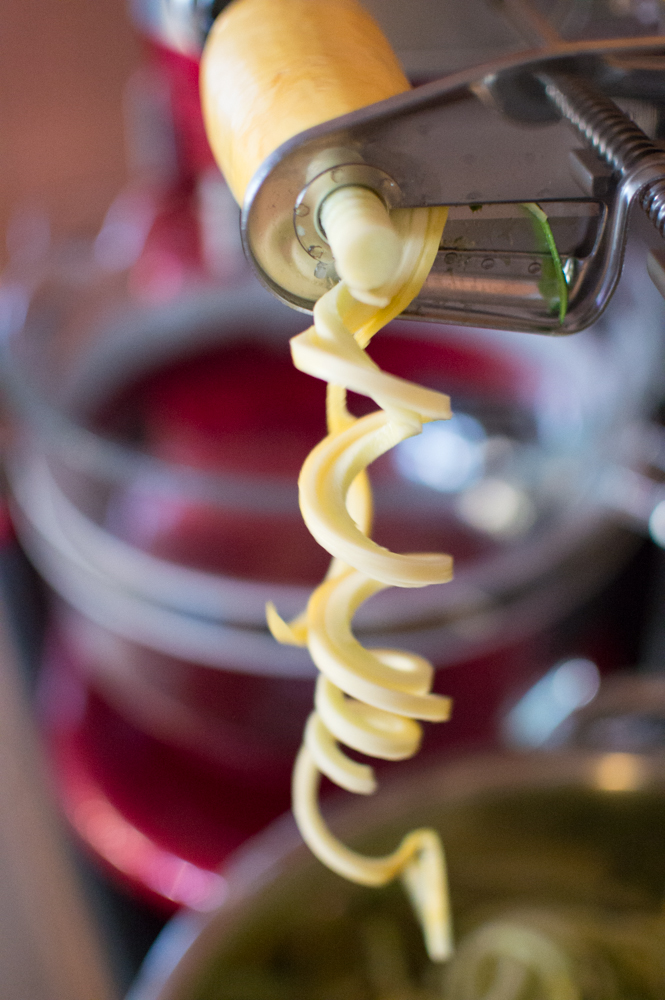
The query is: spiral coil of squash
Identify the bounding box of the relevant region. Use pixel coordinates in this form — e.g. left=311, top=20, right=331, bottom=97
left=201, top=0, right=454, bottom=959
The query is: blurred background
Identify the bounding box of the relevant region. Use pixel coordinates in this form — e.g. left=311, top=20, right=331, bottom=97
left=2, top=1, right=665, bottom=998
left=0, top=0, right=139, bottom=266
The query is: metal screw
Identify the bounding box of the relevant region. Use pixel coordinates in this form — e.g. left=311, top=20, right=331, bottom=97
left=528, top=261, right=541, bottom=275
left=540, top=72, right=665, bottom=238
left=481, top=257, right=495, bottom=270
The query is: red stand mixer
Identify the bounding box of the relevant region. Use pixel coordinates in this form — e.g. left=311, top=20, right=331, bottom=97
left=5, top=0, right=665, bottom=909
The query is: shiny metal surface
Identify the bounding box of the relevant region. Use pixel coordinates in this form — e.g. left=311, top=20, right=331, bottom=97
left=240, top=36, right=665, bottom=334
left=552, top=673, right=665, bottom=753
left=542, top=72, right=665, bottom=238
left=128, top=750, right=665, bottom=999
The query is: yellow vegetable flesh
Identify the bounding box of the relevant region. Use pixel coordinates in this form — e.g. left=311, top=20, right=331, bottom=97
left=200, top=0, right=410, bottom=205
left=319, top=186, right=402, bottom=303
left=200, top=0, right=453, bottom=961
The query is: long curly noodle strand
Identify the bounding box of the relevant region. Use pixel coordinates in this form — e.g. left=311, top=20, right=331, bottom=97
left=268, top=205, right=453, bottom=960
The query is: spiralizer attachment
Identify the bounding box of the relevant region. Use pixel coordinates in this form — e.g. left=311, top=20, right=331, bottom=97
left=240, top=31, right=665, bottom=334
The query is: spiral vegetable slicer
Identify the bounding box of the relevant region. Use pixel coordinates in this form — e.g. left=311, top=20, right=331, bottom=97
left=141, top=0, right=665, bottom=334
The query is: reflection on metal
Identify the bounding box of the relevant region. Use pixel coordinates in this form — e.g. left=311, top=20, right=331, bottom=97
left=594, top=752, right=648, bottom=792
left=456, top=477, right=536, bottom=538
left=649, top=498, right=665, bottom=546
left=394, top=413, right=486, bottom=494
left=504, top=657, right=601, bottom=747
left=427, top=274, right=542, bottom=301
left=646, top=248, right=665, bottom=300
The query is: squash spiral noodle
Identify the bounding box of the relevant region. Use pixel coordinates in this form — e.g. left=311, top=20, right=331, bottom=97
left=267, top=205, right=454, bottom=961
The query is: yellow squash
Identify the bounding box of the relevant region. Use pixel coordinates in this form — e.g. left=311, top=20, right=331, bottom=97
left=199, top=0, right=453, bottom=961
left=200, top=0, right=410, bottom=205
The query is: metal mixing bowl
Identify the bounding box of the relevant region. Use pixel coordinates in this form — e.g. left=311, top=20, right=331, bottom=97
left=128, top=750, right=665, bottom=999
